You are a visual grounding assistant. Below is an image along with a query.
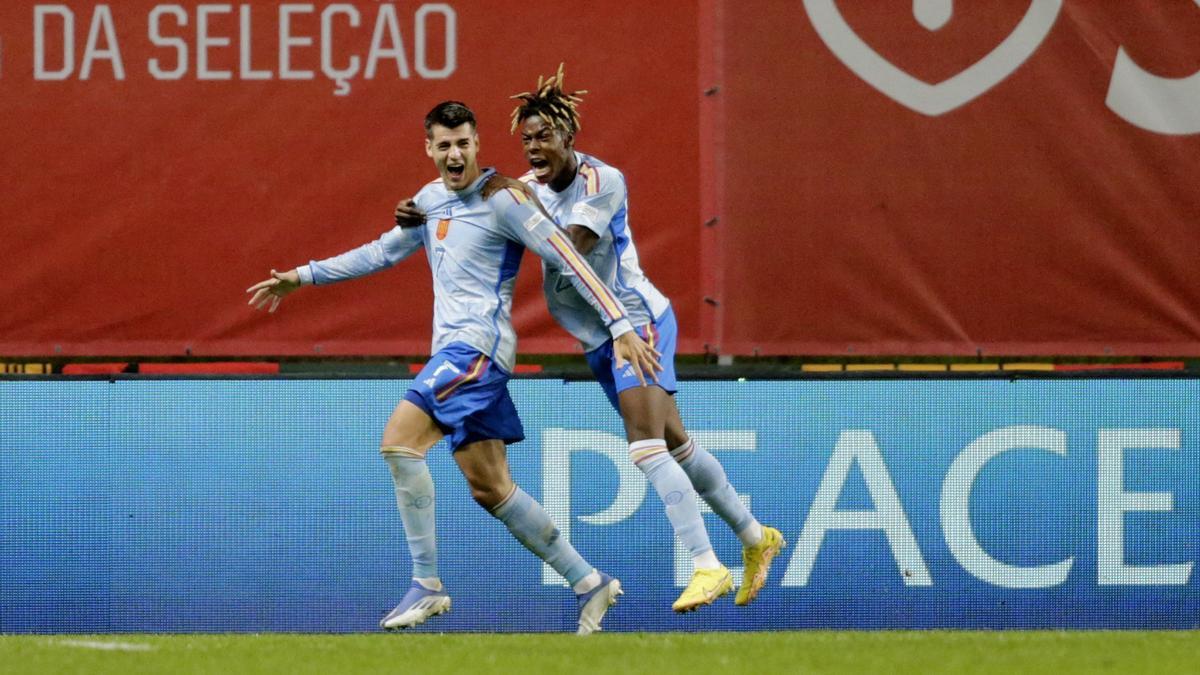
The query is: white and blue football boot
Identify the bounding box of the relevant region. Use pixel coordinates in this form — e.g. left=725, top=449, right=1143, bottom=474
left=380, top=582, right=451, bottom=630
left=575, top=572, right=622, bottom=636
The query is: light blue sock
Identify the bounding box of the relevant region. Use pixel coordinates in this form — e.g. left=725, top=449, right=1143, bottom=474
left=384, top=453, right=438, bottom=579
left=632, top=439, right=714, bottom=559
left=672, top=438, right=761, bottom=546
left=491, top=485, right=592, bottom=587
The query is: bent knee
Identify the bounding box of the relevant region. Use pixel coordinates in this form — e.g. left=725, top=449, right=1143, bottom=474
left=469, top=481, right=513, bottom=511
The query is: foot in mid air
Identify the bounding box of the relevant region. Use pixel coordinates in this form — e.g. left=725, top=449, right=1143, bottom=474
left=672, top=566, right=733, bottom=613
left=380, top=581, right=451, bottom=630
left=735, top=525, right=786, bottom=606
left=576, top=572, right=623, bottom=635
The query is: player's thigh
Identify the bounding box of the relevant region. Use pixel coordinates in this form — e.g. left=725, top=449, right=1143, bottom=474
left=617, top=384, right=673, bottom=441
left=664, top=397, right=689, bottom=449
left=394, top=342, right=499, bottom=452
left=382, top=399, right=445, bottom=452
left=453, top=439, right=514, bottom=508
left=584, top=343, right=622, bottom=412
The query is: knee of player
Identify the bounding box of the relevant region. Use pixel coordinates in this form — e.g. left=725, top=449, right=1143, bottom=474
left=469, top=479, right=512, bottom=511
left=664, top=423, right=690, bottom=449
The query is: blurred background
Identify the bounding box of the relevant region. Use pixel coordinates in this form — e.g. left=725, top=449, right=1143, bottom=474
left=1, top=0, right=1196, bottom=372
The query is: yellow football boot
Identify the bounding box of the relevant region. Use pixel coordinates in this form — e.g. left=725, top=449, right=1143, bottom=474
left=672, top=566, right=733, bottom=613
left=735, top=525, right=786, bottom=606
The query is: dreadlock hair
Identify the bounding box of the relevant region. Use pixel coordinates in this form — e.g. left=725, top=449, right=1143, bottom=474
left=424, top=100, right=476, bottom=138
left=509, top=63, right=588, bottom=135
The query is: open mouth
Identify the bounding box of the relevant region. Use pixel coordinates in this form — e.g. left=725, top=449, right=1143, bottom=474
left=528, top=157, right=551, bottom=180
left=446, top=164, right=465, bottom=181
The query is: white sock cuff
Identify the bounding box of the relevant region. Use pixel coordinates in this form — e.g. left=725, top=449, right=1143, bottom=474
left=669, top=438, right=696, bottom=462
left=490, top=483, right=520, bottom=514
left=381, top=445, right=427, bottom=459
left=739, top=522, right=764, bottom=548
left=693, top=549, right=721, bottom=570
left=414, top=577, right=443, bottom=591
left=629, top=439, right=669, bottom=466
left=572, top=569, right=602, bottom=595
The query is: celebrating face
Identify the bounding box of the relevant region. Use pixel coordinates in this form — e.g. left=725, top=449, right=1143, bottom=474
left=426, top=122, right=481, bottom=191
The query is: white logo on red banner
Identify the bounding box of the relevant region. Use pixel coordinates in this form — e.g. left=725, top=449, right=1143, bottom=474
left=804, top=0, right=1062, bottom=116
left=1106, top=45, right=1200, bottom=136
left=807, top=0, right=1200, bottom=136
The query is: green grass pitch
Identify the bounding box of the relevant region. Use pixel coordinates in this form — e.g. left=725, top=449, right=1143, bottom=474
left=2, top=631, right=1197, bottom=674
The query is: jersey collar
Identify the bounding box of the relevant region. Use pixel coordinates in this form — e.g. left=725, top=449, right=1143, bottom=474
left=454, top=167, right=496, bottom=196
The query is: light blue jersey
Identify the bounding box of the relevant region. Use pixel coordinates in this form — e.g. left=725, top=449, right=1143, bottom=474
left=523, top=152, right=671, bottom=352
left=296, top=168, right=633, bottom=372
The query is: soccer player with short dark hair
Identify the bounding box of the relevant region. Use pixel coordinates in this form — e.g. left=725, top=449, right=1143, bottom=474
left=247, top=100, right=660, bottom=634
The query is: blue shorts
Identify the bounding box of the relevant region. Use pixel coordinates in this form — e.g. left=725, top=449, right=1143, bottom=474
left=403, top=342, right=525, bottom=452
left=584, top=306, right=679, bottom=411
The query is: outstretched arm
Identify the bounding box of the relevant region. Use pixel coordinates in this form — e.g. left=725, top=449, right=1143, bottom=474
left=245, top=224, right=423, bottom=313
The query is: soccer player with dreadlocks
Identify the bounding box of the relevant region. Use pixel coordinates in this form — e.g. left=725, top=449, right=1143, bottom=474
left=512, top=65, right=785, bottom=612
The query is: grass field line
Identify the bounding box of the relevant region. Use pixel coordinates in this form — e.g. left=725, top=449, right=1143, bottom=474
left=2, top=631, right=1198, bottom=674
left=52, top=638, right=156, bottom=652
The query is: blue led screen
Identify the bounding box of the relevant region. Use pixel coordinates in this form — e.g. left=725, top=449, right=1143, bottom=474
left=1, top=377, right=1196, bottom=632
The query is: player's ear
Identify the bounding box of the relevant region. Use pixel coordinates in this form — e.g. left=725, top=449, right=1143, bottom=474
left=563, top=130, right=575, bottom=150
left=425, top=138, right=433, bottom=158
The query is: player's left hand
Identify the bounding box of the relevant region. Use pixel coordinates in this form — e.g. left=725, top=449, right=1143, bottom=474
left=613, top=331, right=663, bottom=386
left=245, top=268, right=301, bottom=313
left=395, top=198, right=426, bottom=228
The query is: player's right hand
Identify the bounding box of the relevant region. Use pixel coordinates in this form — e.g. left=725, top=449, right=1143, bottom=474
left=613, top=331, right=663, bottom=387
left=395, top=198, right=426, bottom=228
left=246, top=268, right=301, bottom=313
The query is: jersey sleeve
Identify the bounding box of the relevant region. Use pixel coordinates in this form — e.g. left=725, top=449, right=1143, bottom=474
left=566, top=164, right=627, bottom=236
left=492, top=186, right=633, bottom=338
left=296, top=225, right=424, bottom=285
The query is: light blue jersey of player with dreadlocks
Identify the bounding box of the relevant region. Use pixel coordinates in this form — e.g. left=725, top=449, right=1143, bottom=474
left=510, top=65, right=787, bottom=612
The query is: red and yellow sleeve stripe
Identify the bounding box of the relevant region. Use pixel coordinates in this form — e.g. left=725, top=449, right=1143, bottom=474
left=579, top=163, right=600, bottom=196
left=548, top=230, right=624, bottom=322
left=505, top=186, right=530, bottom=205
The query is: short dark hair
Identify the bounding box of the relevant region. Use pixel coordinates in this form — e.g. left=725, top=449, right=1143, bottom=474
left=424, top=101, right=476, bottom=137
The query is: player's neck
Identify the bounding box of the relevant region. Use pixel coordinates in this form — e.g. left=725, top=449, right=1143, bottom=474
left=548, top=154, right=578, bottom=193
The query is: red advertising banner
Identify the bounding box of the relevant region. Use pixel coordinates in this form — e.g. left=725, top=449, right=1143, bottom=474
left=3, top=1, right=1199, bottom=359
left=0, top=1, right=702, bottom=356
left=711, top=0, right=1200, bottom=356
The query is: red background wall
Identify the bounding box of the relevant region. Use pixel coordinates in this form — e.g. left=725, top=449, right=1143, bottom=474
left=0, top=1, right=702, bottom=356
left=712, top=0, right=1200, bottom=356
left=2, top=1, right=1197, bottom=358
